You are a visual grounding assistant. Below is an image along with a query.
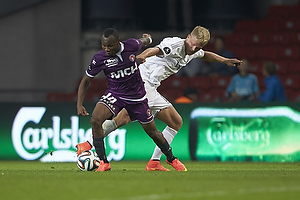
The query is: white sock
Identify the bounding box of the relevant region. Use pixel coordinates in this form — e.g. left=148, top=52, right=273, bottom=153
left=102, top=119, right=118, bottom=136
left=87, top=137, right=94, bottom=147
left=86, top=119, right=117, bottom=148
left=151, top=126, right=178, bottom=160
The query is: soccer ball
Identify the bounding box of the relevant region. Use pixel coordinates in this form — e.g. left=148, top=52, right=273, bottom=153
left=77, top=150, right=100, bottom=171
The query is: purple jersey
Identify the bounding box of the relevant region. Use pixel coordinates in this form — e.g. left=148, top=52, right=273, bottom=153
left=86, top=38, right=146, bottom=100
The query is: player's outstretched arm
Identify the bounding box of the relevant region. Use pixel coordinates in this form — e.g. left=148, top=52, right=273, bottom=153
left=202, top=51, right=242, bottom=67
left=136, top=47, right=162, bottom=64
left=77, top=74, right=92, bottom=116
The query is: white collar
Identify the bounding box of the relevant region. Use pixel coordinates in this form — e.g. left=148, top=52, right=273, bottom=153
left=116, top=42, right=124, bottom=61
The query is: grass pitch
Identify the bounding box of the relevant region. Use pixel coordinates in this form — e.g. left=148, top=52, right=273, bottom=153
left=0, top=161, right=299, bottom=200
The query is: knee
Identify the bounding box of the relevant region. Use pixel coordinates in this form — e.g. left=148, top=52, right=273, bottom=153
left=171, top=116, right=183, bottom=131
left=90, top=116, right=103, bottom=129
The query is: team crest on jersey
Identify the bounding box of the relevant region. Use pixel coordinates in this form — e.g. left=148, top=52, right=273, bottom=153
left=104, top=57, right=119, bottom=67
left=129, top=54, right=135, bottom=62
left=147, top=109, right=151, bottom=116
left=163, top=47, right=171, bottom=55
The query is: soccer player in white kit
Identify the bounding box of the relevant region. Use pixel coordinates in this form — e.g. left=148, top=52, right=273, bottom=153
left=77, top=26, right=242, bottom=171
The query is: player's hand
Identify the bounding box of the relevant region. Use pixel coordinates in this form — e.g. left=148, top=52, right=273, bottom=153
left=77, top=105, right=89, bottom=116
left=142, top=33, right=152, bottom=46
left=142, top=33, right=151, bottom=38
left=225, top=58, right=242, bottom=67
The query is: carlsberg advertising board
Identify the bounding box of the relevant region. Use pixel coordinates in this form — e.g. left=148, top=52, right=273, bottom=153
left=1, top=103, right=300, bottom=162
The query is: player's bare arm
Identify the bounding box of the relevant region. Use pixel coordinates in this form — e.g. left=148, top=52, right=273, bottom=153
left=202, top=51, right=242, bottom=67
left=136, top=47, right=162, bottom=63
left=77, top=74, right=92, bottom=116
left=139, top=34, right=152, bottom=46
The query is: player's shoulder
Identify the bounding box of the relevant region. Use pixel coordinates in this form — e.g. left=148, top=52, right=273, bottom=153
left=161, top=37, right=183, bottom=44
left=91, top=50, right=108, bottom=66
left=123, top=38, right=142, bottom=46
left=93, top=50, right=107, bottom=60
left=232, top=73, right=241, bottom=80
left=122, top=38, right=143, bottom=50
left=248, top=73, right=258, bottom=79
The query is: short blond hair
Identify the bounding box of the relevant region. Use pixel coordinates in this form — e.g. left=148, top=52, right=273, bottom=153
left=190, top=26, right=210, bottom=46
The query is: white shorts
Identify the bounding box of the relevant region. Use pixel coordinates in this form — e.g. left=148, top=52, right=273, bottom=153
left=144, top=81, right=173, bottom=117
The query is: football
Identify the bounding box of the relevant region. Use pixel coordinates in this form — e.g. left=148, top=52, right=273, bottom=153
left=77, top=150, right=100, bottom=171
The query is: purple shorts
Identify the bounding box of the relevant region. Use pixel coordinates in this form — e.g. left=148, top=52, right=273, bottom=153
left=98, top=92, right=154, bottom=124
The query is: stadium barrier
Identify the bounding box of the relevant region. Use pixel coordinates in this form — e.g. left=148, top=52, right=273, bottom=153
left=1, top=102, right=299, bottom=162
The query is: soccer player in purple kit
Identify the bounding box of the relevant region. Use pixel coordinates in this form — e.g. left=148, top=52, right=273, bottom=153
left=77, top=28, right=187, bottom=171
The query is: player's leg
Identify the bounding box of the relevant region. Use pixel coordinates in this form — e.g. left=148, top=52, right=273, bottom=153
left=150, top=106, right=183, bottom=160
left=143, top=81, right=184, bottom=170
left=103, top=108, right=131, bottom=136
left=90, top=102, right=113, bottom=171
left=141, top=121, right=187, bottom=171
left=141, top=121, right=174, bottom=161
left=128, top=97, right=186, bottom=171
left=76, top=108, right=131, bottom=155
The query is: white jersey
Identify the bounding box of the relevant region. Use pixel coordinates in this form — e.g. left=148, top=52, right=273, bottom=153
left=139, top=37, right=205, bottom=87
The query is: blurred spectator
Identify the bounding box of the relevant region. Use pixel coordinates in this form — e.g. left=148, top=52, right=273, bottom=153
left=207, top=36, right=238, bottom=77
left=174, top=87, right=198, bottom=103
left=258, top=61, right=287, bottom=102
left=226, top=59, right=259, bottom=102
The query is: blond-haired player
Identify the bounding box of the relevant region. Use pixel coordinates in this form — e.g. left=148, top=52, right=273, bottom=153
left=77, top=26, right=242, bottom=171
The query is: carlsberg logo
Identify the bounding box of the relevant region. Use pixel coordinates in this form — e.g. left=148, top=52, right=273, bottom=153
left=11, top=107, right=125, bottom=161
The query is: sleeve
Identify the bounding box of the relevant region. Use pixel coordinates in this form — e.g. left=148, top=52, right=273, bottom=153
left=252, top=75, right=259, bottom=93
left=258, top=79, right=275, bottom=102
left=157, top=38, right=175, bottom=58
left=193, top=49, right=205, bottom=58
left=128, top=38, right=143, bottom=52
left=85, top=54, right=103, bottom=77
left=226, top=77, right=236, bottom=93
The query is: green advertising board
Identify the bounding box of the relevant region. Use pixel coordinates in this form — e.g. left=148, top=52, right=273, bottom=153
left=1, top=102, right=300, bottom=162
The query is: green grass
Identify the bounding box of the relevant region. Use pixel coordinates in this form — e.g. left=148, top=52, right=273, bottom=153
left=0, top=161, right=299, bottom=200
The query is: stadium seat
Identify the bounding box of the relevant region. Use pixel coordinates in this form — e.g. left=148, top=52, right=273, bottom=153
left=231, top=46, right=256, bottom=59
left=256, top=74, right=265, bottom=89
left=288, top=60, right=300, bottom=74
left=268, top=31, right=290, bottom=45
left=256, top=46, right=278, bottom=60
left=290, top=5, right=300, bottom=16
left=287, top=91, right=300, bottom=102
left=158, top=88, right=180, bottom=102
left=159, top=76, right=189, bottom=93
left=257, top=17, right=281, bottom=31
left=224, top=33, right=246, bottom=46
left=210, top=76, right=231, bottom=89
left=274, top=60, right=288, bottom=75
left=249, top=60, right=263, bottom=75
left=278, top=46, right=300, bottom=60
left=235, top=20, right=258, bottom=32
left=267, top=5, right=290, bottom=17
left=279, top=17, right=300, bottom=31
left=188, top=76, right=211, bottom=91
left=290, top=32, right=300, bottom=44
left=245, top=32, right=268, bottom=46
left=281, top=75, right=300, bottom=89
left=199, top=89, right=225, bottom=102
